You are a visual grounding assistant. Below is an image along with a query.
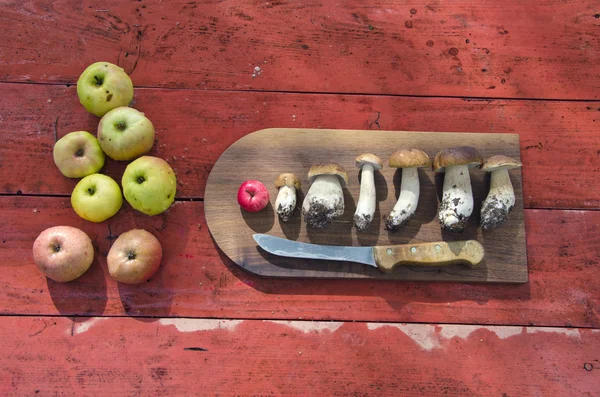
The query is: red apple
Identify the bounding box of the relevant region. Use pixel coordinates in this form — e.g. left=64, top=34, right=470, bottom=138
left=107, top=229, right=162, bottom=284
left=32, top=226, right=94, bottom=282
left=237, top=180, right=270, bottom=212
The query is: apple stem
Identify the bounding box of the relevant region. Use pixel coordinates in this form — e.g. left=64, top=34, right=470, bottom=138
left=245, top=189, right=255, bottom=198
left=52, top=244, right=61, bottom=252
left=127, top=252, right=136, bottom=260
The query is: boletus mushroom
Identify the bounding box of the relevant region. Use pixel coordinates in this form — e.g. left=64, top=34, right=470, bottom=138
left=384, top=149, right=431, bottom=231
left=433, top=146, right=483, bottom=233
left=354, top=153, right=383, bottom=231
left=480, top=155, right=522, bottom=231
left=302, top=163, right=349, bottom=228
left=274, top=173, right=301, bottom=222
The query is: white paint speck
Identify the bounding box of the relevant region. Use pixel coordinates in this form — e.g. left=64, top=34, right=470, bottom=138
left=527, top=327, right=581, bottom=338
left=159, top=318, right=242, bottom=332
left=367, top=323, right=441, bottom=351
left=440, top=325, right=523, bottom=340
left=70, top=317, right=108, bottom=335
left=266, top=320, right=343, bottom=334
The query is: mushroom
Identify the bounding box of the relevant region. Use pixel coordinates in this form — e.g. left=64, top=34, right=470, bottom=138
left=384, top=149, right=431, bottom=231
left=274, top=173, right=301, bottom=222
left=302, top=163, right=348, bottom=229
left=480, top=155, right=522, bottom=231
left=433, top=146, right=483, bottom=233
left=353, top=153, right=383, bottom=231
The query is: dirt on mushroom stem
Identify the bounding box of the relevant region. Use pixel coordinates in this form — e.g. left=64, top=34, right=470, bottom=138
left=481, top=195, right=514, bottom=231
left=438, top=197, right=469, bottom=232
left=354, top=213, right=372, bottom=231
left=303, top=199, right=343, bottom=229
left=277, top=202, right=295, bottom=223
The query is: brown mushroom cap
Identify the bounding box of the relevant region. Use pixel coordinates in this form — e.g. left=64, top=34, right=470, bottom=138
left=388, top=148, right=431, bottom=168
left=275, top=173, right=301, bottom=190
left=308, top=163, right=349, bottom=187
left=433, top=146, right=483, bottom=172
left=355, top=153, right=383, bottom=170
left=481, top=155, right=523, bottom=172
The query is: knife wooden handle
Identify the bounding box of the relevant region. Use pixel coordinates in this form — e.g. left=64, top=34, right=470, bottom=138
left=372, top=240, right=484, bottom=273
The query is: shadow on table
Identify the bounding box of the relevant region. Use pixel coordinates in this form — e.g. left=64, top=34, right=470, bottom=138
left=217, top=245, right=532, bottom=316
left=47, top=253, right=108, bottom=319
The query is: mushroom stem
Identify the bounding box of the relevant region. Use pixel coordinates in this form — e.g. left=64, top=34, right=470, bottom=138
left=302, top=174, right=344, bottom=228
left=385, top=167, right=419, bottom=231
left=438, top=164, right=473, bottom=232
left=275, top=185, right=297, bottom=223
left=354, top=164, right=376, bottom=230
left=481, top=168, right=515, bottom=230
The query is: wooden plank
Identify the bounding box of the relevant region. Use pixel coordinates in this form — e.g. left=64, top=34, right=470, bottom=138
left=1, top=316, right=598, bottom=396
left=1, top=1, right=598, bottom=100
left=1, top=197, right=599, bottom=327
left=1, top=84, right=599, bottom=209
left=205, top=128, right=527, bottom=282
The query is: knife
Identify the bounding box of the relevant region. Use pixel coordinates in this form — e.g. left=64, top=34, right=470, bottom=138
left=253, top=234, right=484, bottom=273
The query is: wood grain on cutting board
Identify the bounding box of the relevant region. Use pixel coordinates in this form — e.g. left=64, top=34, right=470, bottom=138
left=205, top=128, right=527, bottom=283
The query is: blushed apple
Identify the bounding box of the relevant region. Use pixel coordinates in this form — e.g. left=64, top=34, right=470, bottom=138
left=53, top=131, right=105, bottom=178
left=71, top=174, right=123, bottom=222
left=33, top=226, right=94, bottom=282
left=122, top=156, right=177, bottom=216
left=98, top=107, right=155, bottom=161
left=107, top=229, right=162, bottom=284
left=238, top=180, right=270, bottom=212
left=76, top=62, right=134, bottom=117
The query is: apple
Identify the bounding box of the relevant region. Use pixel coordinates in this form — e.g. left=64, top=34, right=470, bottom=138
left=71, top=174, right=123, bottom=222
left=76, top=62, right=134, bottom=117
left=97, top=107, right=155, bottom=161
left=107, top=229, right=162, bottom=284
left=237, top=180, right=270, bottom=212
left=53, top=131, right=105, bottom=178
left=33, top=226, right=94, bottom=282
left=122, top=156, right=177, bottom=216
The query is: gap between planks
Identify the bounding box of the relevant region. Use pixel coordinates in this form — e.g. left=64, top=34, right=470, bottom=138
left=0, top=80, right=599, bottom=104
left=1, top=313, right=597, bottom=330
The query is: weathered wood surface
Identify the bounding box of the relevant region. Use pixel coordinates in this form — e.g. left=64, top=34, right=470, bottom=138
left=1, top=83, right=599, bottom=209
left=1, top=316, right=599, bottom=396
left=1, top=196, right=598, bottom=327
left=1, top=1, right=599, bottom=100
left=205, top=128, right=527, bottom=282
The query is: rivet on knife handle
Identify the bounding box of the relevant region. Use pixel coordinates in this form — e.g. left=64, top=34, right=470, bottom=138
left=372, top=240, right=485, bottom=273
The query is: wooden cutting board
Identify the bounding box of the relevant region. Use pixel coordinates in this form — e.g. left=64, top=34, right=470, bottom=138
left=204, top=128, right=527, bottom=283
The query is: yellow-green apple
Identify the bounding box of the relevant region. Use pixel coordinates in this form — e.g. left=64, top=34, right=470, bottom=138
left=71, top=174, right=123, bottom=222
left=238, top=180, right=270, bottom=212
left=122, top=156, right=176, bottom=215
left=76, top=62, right=134, bottom=117
left=33, top=226, right=94, bottom=282
left=97, top=107, right=155, bottom=161
left=107, top=229, right=162, bottom=284
left=53, top=131, right=105, bottom=178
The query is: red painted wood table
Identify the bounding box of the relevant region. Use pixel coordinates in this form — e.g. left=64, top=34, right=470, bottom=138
left=1, top=1, right=599, bottom=395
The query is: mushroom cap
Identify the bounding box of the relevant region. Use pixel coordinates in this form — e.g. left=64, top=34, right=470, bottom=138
left=433, top=146, right=483, bottom=173
left=308, top=163, right=349, bottom=187
left=355, top=153, right=383, bottom=170
left=481, top=155, right=523, bottom=172
left=275, top=173, right=301, bottom=190
left=388, top=148, right=431, bottom=168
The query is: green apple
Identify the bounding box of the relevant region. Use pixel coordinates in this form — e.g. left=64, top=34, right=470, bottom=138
left=97, top=107, right=155, bottom=161
left=71, top=174, right=123, bottom=222
left=53, top=131, right=105, bottom=178
left=76, top=62, right=134, bottom=117
left=122, top=156, right=177, bottom=215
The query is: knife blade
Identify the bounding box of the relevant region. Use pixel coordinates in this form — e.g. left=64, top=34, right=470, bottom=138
left=253, top=234, right=484, bottom=273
